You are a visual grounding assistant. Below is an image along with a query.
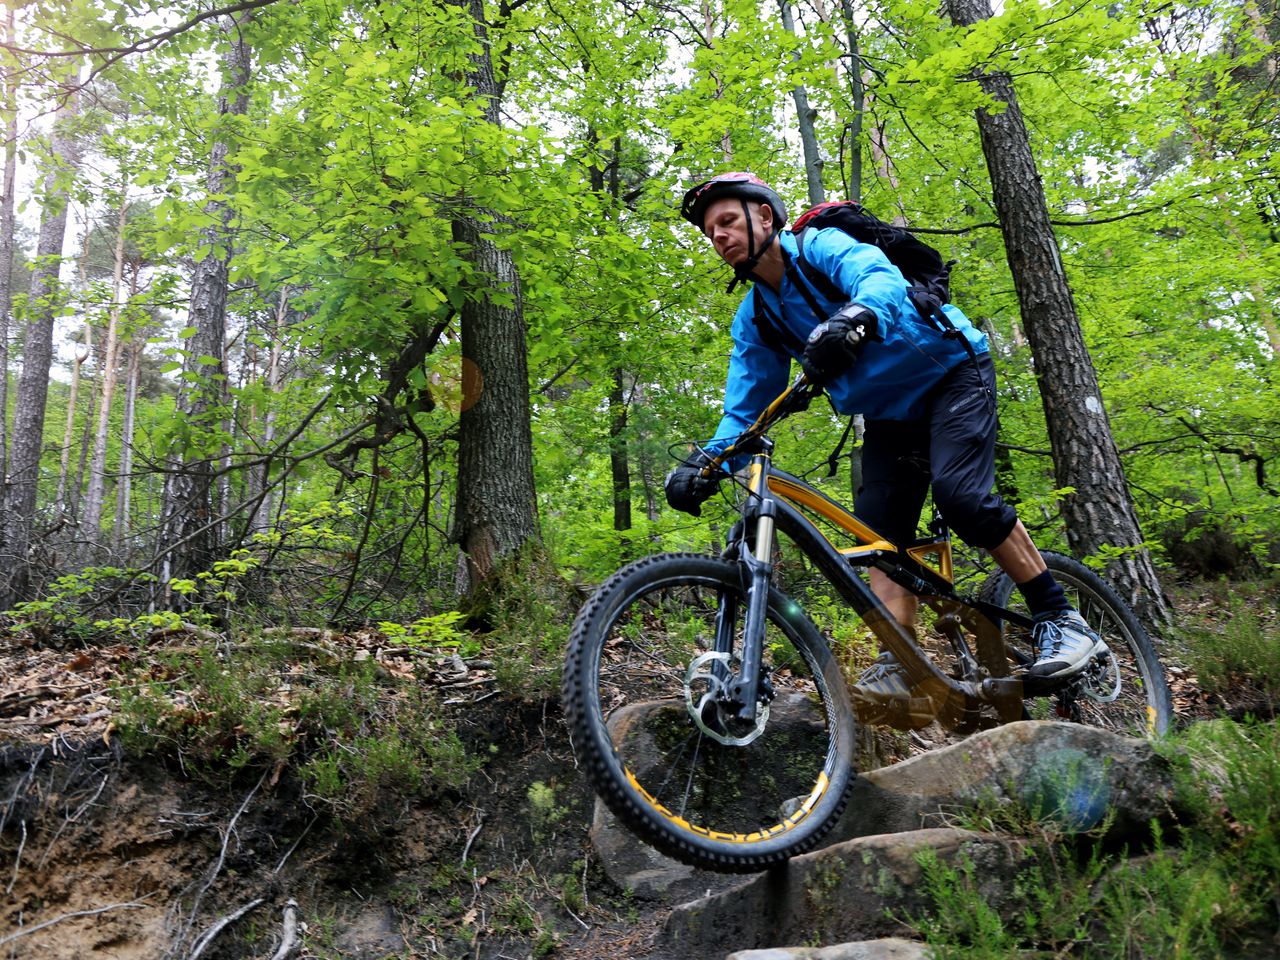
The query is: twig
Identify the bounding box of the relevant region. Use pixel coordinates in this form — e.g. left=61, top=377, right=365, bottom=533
left=172, top=771, right=266, bottom=955
left=461, top=814, right=486, bottom=866
left=36, top=773, right=109, bottom=870
left=0, top=901, right=147, bottom=948
left=187, top=897, right=265, bottom=960
left=269, top=899, right=299, bottom=960
left=272, top=817, right=317, bottom=875
left=6, top=821, right=25, bottom=895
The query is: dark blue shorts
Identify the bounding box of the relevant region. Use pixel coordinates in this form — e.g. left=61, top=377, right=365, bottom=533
left=854, top=353, right=1019, bottom=550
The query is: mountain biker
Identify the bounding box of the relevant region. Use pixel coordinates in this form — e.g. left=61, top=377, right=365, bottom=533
left=665, top=172, right=1110, bottom=722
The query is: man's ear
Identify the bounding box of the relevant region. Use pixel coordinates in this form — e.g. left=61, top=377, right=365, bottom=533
left=758, top=202, right=774, bottom=231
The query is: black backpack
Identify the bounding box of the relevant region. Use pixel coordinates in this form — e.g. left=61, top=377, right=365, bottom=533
left=751, top=200, right=971, bottom=361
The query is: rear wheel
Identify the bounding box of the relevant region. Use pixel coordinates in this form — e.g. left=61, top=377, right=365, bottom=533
left=979, top=552, right=1172, bottom=737
left=562, top=553, right=857, bottom=872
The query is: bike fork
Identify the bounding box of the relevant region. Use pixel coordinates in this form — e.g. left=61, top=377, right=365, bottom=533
left=727, top=499, right=776, bottom=723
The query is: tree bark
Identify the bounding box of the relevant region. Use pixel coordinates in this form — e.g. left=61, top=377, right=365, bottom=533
left=112, top=335, right=139, bottom=552
left=447, top=0, right=539, bottom=593
left=0, top=86, right=81, bottom=605
left=82, top=197, right=129, bottom=551
left=780, top=0, right=825, bottom=206
left=608, top=368, right=632, bottom=533
left=945, top=0, right=1170, bottom=627
left=837, top=0, right=865, bottom=202
left=0, top=7, right=17, bottom=485
left=158, top=16, right=251, bottom=596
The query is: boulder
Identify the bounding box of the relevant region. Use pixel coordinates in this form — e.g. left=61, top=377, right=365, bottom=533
left=592, top=720, right=1177, bottom=902
left=828, top=721, right=1179, bottom=845
left=659, top=828, right=1032, bottom=954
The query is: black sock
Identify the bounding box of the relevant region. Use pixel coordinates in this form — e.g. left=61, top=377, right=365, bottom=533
left=1016, top=570, right=1070, bottom=618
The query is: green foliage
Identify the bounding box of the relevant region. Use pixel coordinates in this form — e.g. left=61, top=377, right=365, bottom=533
left=117, top=638, right=479, bottom=820
left=909, top=719, right=1280, bottom=958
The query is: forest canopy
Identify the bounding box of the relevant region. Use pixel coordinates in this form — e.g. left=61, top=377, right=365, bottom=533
left=0, top=0, right=1276, bottom=625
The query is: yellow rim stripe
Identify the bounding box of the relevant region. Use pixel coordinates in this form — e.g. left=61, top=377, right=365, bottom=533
left=624, top=768, right=830, bottom=844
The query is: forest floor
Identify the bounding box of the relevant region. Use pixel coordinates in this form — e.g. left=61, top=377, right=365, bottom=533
left=0, top=580, right=1276, bottom=960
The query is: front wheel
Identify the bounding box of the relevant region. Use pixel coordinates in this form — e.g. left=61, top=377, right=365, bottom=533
left=562, top=553, right=857, bottom=873
left=979, top=552, right=1172, bottom=737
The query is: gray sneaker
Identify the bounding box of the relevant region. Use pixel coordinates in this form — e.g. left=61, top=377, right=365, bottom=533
left=852, top=653, right=937, bottom=729
left=854, top=652, right=912, bottom=699
left=1027, top=609, right=1108, bottom=679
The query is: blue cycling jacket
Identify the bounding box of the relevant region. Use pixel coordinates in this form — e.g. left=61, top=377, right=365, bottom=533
left=708, top=228, right=988, bottom=459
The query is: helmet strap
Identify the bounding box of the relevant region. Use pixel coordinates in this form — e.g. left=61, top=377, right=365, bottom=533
left=726, top=198, right=781, bottom=293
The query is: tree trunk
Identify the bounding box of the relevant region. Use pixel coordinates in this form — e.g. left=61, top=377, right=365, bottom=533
left=82, top=198, right=130, bottom=551
left=837, top=0, right=865, bottom=202
left=0, top=86, right=81, bottom=605
left=112, top=335, right=140, bottom=552
left=447, top=0, right=540, bottom=593
left=55, top=320, right=90, bottom=512
left=945, top=0, right=1170, bottom=628
left=158, top=16, right=251, bottom=596
left=608, top=368, right=632, bottom=533
left=249, top=287, right=286, bottom=536
left=0, top=7, right=17, bottom=485
left=780, top=0, right=826, bottom=206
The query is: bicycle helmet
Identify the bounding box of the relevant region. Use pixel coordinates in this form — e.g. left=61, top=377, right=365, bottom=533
left=680, top=173, right=788, bottom=291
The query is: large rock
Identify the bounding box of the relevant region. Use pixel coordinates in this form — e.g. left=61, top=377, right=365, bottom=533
left=592, top=720, right=1176, bottom=902
left=829, top=721, right=1178, bottom=845
left=726, top=938, right=932, bottom=959
left=659, top=828, right=1032, bottom=955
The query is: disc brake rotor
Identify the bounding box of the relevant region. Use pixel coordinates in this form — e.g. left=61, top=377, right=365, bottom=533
left=684, top=651, right=769, bottom=746
left=1079, top=647, right=1122, bottom=703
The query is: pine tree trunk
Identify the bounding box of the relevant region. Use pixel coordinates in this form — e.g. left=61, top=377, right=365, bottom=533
left=0, top=7, right=17, bottom=485
left=945, top=0, right=1170, bottom=628
left=158, top=17, right=251, bottom=596
left=447, top=0, right=540, bottom=593
left=0, top=87, right=81, bottom=605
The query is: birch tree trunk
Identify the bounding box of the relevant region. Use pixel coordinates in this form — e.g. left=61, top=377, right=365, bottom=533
left=0, top=86, right=81, bottom=606
left=81, top=197, right=129, bottom=551
left=112, top=335, right=139, bottom=552
left=447, top=0, right=539, bottom=593
left=945, top=0, right=1170, bottom=628
left=157, top=17, right=251, bottom=597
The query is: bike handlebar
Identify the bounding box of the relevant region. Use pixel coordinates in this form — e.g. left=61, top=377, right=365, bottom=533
left=702, top=373, right=822, bottom=475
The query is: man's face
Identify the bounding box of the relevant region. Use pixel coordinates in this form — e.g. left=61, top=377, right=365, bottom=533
left=702, top=197, right=772, bottom=266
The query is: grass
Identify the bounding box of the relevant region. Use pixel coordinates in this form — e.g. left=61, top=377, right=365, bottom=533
left=115, top=635, right=480, bottom=822
left=906, top=719, right=1280, bottom=959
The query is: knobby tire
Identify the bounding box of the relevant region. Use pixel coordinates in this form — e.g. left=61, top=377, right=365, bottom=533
left=979, top=551, right=1173, bottom=736
left=562, top=553, right=857, bottom=873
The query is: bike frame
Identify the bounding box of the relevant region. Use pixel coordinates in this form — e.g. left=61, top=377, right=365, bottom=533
left=706, top=377, right=1035, bottom=725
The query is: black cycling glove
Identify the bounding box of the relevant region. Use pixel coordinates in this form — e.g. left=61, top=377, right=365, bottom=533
left=664, top=450, right=721, bottom=517
left=801, top=302, right=877, bottom=385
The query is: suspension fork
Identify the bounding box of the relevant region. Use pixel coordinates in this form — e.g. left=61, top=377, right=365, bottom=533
left=718, top=450, right=776, bottom=723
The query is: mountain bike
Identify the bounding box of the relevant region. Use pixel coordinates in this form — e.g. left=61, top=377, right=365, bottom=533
left=561, top=374, right=1173, bottom=874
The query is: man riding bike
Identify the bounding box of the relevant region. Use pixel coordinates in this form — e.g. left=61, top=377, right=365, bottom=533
left=664, top=172, right=1109, bottom=724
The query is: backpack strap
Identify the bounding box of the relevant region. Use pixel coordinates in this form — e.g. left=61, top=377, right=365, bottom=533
left=799, top=227, right=982, bottom=365
left=751, top=287, right=806, bottom=356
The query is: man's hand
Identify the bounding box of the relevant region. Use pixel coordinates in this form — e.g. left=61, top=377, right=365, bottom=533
left=664, top=450, right=721, bottom=517
left=801, top=303, right=877, bottom=384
